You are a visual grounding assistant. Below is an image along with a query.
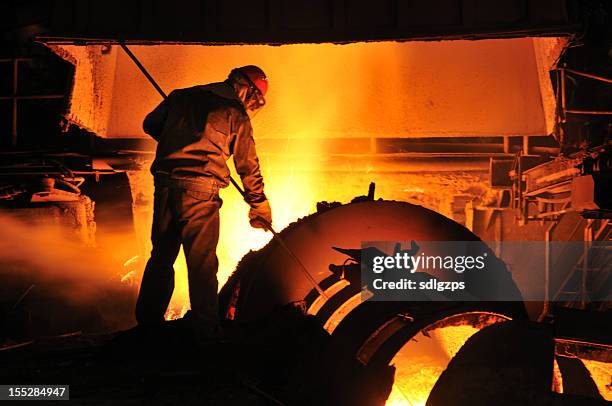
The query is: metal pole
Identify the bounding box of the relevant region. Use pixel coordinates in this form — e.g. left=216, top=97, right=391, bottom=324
left=119, top=42, right=167, bottom=99
left=563, top=68, right=612, bottom=84
left=11, top=59, right=18, bottom=146
left=230, top=178, right=329, bottom=299
left=560, top=68, right=567, bottom=124
left=565, top=109, right=612, bottom=116
left=539, top=219, right=559, bottom=321
left=581, top=220, right=593, bottom=309
left=267, top=224, right=328, bottom=299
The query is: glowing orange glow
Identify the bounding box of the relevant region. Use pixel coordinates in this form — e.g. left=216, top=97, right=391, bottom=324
left=387, top=325, right=479, bottom=406
left=552, top=357, right=611, bottom=400
left=323, top=292, right=373, bottom=333
left=552, top=358, right=564, bottom=394
left=581, top=359, right=612, bottom=401
left=386, top=314, right=509, bottom=406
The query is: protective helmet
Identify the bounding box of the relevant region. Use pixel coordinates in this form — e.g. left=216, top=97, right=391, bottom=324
left=236, top=65, right=268, bottom=97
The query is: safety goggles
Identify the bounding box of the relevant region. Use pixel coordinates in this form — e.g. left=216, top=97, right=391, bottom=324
left=247, top=85, right=266, bottom=109
left=240, top=72, right=266, bottom=112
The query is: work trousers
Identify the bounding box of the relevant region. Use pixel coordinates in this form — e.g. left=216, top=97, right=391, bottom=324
left=135, top=175, right=222, bottom=337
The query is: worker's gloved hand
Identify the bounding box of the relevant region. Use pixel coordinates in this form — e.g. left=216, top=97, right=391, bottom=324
left=248, top=200, right=272, bottom=230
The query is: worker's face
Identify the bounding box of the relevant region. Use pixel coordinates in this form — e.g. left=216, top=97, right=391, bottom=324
left=246, top=98, right=265, bottom=119
left=236, top=81, right=266, bottom=118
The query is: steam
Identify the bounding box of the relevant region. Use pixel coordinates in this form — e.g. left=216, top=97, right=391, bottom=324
left=0, top=211, right=133, bottom=306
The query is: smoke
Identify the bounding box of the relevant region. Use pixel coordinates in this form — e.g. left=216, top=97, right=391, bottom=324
left=0, top=212, right=131, bottom=301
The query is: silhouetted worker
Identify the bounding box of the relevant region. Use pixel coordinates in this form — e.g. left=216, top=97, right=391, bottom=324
left=135, top=65, right=272, bottom=342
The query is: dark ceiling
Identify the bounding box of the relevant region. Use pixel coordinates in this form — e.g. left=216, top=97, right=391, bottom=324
left=38, top=0, right=576, bottom=45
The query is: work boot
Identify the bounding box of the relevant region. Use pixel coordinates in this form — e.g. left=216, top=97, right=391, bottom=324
left=183, top=310, right=223, bottom=347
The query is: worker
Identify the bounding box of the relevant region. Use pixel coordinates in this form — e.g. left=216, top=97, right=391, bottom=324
left=135, top=65, right=272, bottom=343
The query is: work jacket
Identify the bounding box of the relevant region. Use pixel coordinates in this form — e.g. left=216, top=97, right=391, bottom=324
left=144, top=81, right=266, bottom=205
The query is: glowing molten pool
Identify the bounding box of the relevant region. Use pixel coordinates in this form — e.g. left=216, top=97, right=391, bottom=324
left=386, top=313, right=509, bottom=405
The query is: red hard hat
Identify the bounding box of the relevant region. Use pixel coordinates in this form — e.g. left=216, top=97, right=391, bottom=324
left=236, top=65, right=268, bottom=97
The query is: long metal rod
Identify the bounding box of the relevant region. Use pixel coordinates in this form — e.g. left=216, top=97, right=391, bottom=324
left=119, top=43, right=328, bottom=299
left=565, top=109, right=612, bottom=116
left=562, top=68, right=612, bottom=84
left=12, top=59, right=18, bottom=146
left=558, top=68, right=612, bottom=117
left=12, top=284, right=35, bottom=310
left=236, top=374, right=287, bottom=406
left=229, top=178, right=328, bottom=299
left=268, top=226, right=328, bottom=298
left=539, top=217, right=559, bottom=321
left=119, top=42, right=168, bottom=99
left=581, top=220, right=593, bottom=309
left=560, top=66, right=566, bottom=124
